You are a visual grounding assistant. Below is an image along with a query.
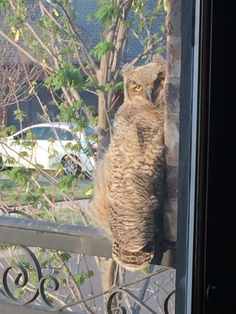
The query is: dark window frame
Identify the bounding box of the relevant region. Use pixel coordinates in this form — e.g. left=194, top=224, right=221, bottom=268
left=177, top=0, right=213, bottom=312
left=177, top=0, right=235, bottom=313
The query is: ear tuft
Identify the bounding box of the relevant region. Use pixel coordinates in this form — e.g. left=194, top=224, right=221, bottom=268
left=153, top=55, right=166, bottom=73
left=121, top=63, right=134, bottom=77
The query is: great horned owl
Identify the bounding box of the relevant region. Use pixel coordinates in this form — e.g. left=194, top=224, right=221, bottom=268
left=90, top=57, right=167, bottom=271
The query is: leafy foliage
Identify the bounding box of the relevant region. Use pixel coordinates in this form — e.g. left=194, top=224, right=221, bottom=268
left=74, top=271, right=94, bottom=286
left=0, top=0, right=9, bottom=9
left=45, top=63, right=85, bottom=91
left=14, top=109, right=26, bottom=122
left=7, top=167, right=31, bottom=186
left=95, top=0, right=121, bottom=28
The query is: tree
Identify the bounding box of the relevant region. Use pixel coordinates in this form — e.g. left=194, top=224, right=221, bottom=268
left=0, top=0, right=166, bottom=151
left=162, top=0, right=180, bottom=265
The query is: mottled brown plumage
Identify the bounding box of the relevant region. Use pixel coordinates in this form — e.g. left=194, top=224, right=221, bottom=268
left=90, top=57, right=167, bottom=271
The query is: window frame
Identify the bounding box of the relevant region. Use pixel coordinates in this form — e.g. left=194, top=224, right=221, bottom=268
left=176, top=0, right=213, bottom=313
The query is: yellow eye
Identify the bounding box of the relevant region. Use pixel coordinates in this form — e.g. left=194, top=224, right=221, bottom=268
left=133, top=85, right=143, bottom=92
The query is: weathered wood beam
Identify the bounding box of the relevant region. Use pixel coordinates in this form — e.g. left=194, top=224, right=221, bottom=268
left=0, top=216, right=112, bottom=258
left=0, top=301, right=71, bottom=314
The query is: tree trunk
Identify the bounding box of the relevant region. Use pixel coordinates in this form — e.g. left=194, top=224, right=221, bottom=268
left=162, top=0, right=181, bottom=266
left=95, top=0, right=132, bottom=305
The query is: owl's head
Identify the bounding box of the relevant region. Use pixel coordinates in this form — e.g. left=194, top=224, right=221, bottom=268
left=122, top=57, right=166, bottom=105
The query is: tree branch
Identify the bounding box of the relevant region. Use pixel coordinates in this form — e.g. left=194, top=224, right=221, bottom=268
left=25, top=21, right=56, bottom=59
left=129, top=34, right=166, bottom=66
left=53, top=0, right=98, bottom=75
left=0, top=29, right=54, bottom=73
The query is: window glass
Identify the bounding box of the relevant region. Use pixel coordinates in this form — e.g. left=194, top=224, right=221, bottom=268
left=30, top=127, right=47, bottom=140
left=30, top=126, right=75, bottom=141
left=54, top=128, right=74, bottom=141
left=13, top=132, right=25, bottom=140
left=84, top=126, right=96, bottom=137
left=40, top=127, right=56, bottom=140
left=0, top=1, right=198, bottom=313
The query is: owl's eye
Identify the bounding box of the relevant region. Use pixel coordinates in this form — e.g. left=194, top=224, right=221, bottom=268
left=133, top=85, right=143, bottom=92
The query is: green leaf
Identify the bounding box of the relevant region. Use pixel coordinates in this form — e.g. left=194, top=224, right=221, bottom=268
left=18, top=151, right=29, bottom=158
left=113, top=81, right=124, bottom=90
left=18, top=259, right=30, bottom=269
left=74, top=273, right=86, bottom=285
left=163, top=0, right=168, bottom=12
left=0, top=125, right=16, bottom=137
left=44, top=62, right=84, bottom=91
left=29, top=269, right=38, bottom=285
left=59, top=252, right=71, bottom=262
left=73, top=271, right=94, bottom=286
left=132, top=0, right=145, bottom=14
left=7, top=167, right=31, bottom=186
left=58, top=175, right=76, bottom=192
left=85, top=183, right=94, bottom=196
left=14, top=287, right=26, bottom=299
left=85, top=187, right=94, bottom=196
left=57, top=100, right=85, bottom=123
left=91, top=41, right=114, bottom=60
left=0, top=244, right=9, bottom=252
left=14, top=109, right=26, bottom=122
left=0, top=0, right=9, bottom=9
left=87, top=270, right=94, bottom=278
left=140, top=265, right=149, bottom=274
left=95, top=0, right=120, bottom=28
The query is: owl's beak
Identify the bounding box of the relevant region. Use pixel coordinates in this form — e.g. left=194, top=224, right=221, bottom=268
left=146, top=87, right=154, bottom=102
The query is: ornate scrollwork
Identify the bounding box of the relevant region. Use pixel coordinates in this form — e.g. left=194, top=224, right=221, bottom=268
left=1, top=245, right=59, bottom=306
left=1, top=245, right=175, bottom=313
left=164, top=290, right=176, bottom=314
left=107, top=288, right=158, bottom=314
left=38, top=275, right=60, bottom=306
left=106, top=270, right=176, bottom=314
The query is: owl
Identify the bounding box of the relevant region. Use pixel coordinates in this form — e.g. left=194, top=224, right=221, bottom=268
left=90, top=57, right=167, bottom=271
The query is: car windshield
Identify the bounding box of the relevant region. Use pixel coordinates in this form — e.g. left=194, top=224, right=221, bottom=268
left=29, top=126, right=74, bottom=141
left=11, top=125, right=96, bottom=142
left=31, top=127, right=46, bottom=140
left=85, top=126, right=96, bottom=137
left=53, top=128, right=74, bottom=141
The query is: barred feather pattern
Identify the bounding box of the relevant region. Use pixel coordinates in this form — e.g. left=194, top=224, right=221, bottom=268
left=90, top=58, right=167, bottom=270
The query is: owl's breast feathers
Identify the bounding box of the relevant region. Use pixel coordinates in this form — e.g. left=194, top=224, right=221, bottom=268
left=90, top=113, right=166, bottom=270
left=104, top=112, right=166, bottom=270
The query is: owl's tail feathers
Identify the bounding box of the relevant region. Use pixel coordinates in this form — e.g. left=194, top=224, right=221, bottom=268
left=112, top=241, right=154, bottom=272
left=88, top=195, right=111, bottom=236
left=88, top=156, right=112, bottom=237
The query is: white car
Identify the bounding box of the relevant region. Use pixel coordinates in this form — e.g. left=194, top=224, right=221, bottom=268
left=0, top=122, right=97, bottom=175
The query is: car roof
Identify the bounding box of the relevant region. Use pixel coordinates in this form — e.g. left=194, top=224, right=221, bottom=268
left=28, top=122, right=96, bottom=131
left=29, top=122, right=74, bottom=129
left=8, top=122, right=75, bottom=137
left=11, top=122, right=96, bottom=136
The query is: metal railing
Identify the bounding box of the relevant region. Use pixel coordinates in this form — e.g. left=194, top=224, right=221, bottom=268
left=0, top=215, right=175, bottom=313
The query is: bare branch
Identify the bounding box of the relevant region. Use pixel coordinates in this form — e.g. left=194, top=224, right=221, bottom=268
left=0, top=29, right=54, bottom=73
left=25, top=21, right=56, bottom=59
left=53, top=0, right=98, bottom=75
left=0, top=45, right=43, bottom=107
left=129, top=34, right=166, bottom=66
left=39, top=0, right=62, bottom=29
left=58, top=267, right=171, bottom=311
